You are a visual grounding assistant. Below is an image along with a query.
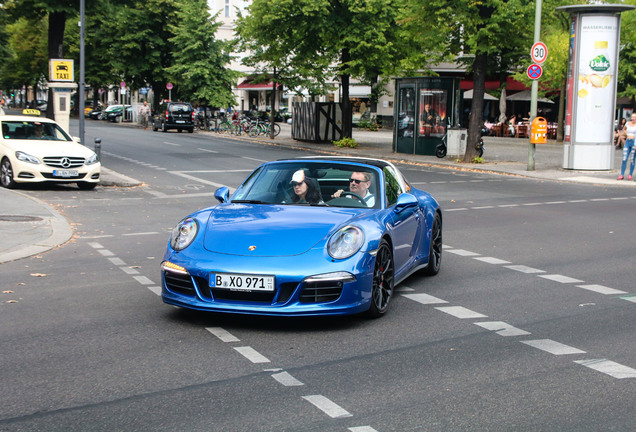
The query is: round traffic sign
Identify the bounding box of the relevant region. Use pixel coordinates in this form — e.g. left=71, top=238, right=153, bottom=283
left=120, top=81, right=126, bottom=88
left=166, top=82, right=173, bottom=90
left=527, top=64, right=543, bottom=80
left=531, top=41, right=548, bottom=64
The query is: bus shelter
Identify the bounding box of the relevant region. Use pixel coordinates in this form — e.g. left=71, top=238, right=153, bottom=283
left=394, top=77, right=461, bottom=155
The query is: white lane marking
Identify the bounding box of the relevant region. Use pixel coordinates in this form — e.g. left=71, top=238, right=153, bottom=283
left=574, top=359, right=636, bottom=379
left=435, top=306, right=487, bottom=319
left=349, top=427, right=379, bottom=432
left=472, top=206, right=495, bottom=209
left=498, top=204, right=520, bottom=208
left=97, top=249, right=115, bottom=257
left=147, top=286, right=161, bottom=296
left=119, top=267, right=140, bottom=275
left=442, top=244, right=453, bottom=249
left=234, top=346, right=270, bottom=363
left=168, top=171, right=231, bottom=190
left=504, top=265, right=545, bottom=274
left=474, top=256, right=511, bottom=265
left=88, top=242, right=104, bottom=249
left=272, top=371, right=304, bottom=386
left=446, top=249, right=480, bottom=257
left=577, top=284, right=627, bottom=295
left=133, top=275, right=155, bottom=285
left=522, top=202, right=544, bottom=206
left=302, top=395, right=352, bottom=418
left=539, top=274, right=584, bottom=284
left=206, top=327, right=240, bottom=343
left=622, top=295, right=636, bottom=303
left=446, top=208, right=469, bottom=212
left=143, top=188, right=168, bottom=198
left=108, top=257, right=126, bottom=266
left=545, top=201, right=567, bottom=205
left=83, top=235, right=115, bottom=239
left=475, top=321, right=531, bottom=337
left=521, top=339, right=586, bottom=355
left=402, top=293, right=448, bottom=305
left=122, top=232, right=160, bottom=237
left=242, top=156, right=268, bottom=163
left=395, top=286, right=415, bottom=292
left=197, top=148, right=218, bottom=153
left=162, top=141, right=181, bottom=146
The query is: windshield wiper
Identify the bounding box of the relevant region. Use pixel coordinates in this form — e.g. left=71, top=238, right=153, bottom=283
left=231, top=199, right=268, bottom=204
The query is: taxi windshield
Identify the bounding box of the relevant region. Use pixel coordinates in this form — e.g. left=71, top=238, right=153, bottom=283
left=1, top=121, right=72, bottom=141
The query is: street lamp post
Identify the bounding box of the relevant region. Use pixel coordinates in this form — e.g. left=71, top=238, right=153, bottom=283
left=79, top=0, right=86, bottom=146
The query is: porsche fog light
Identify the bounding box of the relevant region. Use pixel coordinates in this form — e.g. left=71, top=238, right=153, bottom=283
left=328, top=226, right=364, bottom=259
left=170, top=217, right=199, bottom=251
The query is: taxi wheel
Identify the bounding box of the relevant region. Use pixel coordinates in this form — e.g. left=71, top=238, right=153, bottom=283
left=1, top=158, right=16, bottom=189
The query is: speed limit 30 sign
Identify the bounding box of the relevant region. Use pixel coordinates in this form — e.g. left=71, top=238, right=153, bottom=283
left=531, top=41, right=548, bottom=64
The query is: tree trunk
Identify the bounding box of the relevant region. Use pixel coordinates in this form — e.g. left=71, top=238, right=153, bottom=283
left=557, top=77, right=566, bottom=142
left=341, top=48, right=352, bottom=139
left=46, top=12, right=66, bottom=120
left=270, top=68, right=277, bottom=139
left=464, top=52, right=488, bottom=162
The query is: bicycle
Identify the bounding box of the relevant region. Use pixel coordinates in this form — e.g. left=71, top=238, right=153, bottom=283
left=248, top=118, right=281, bottom=137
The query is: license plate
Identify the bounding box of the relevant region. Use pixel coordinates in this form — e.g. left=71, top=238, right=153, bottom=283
left=176, top=120, right=185, bottom=123
left=210, top=273, right=275, bottom=292
left=53, top=169, right=78, bottom=177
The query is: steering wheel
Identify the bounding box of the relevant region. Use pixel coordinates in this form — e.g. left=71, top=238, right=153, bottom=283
left=340, top=191, right=366, bottom=205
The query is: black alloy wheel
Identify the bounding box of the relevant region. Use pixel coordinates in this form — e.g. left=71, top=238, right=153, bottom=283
left=367, top=239, right=394, bottom=318
left=423, top=212, right=442, bottom=276
left=1, top=158, right=16, bottom=189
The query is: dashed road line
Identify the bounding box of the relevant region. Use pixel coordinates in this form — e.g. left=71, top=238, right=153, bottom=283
left=444, top=196, right=636, bottom=212
left=302, top=395, right=353, bottom=418
left=577, top=284, right=627, bottom=295
left=402, top=293, right=448, bottom=304
left=233, top=346, right=270, bottom=364
left=474, top=321, right=531, bottom=337
left=504, top=264, right=546, bottom=274
left=206, top=327, right=240, bottom=342
left=272, top=371, right=304, bottom=387
left=435, top=306, right=487, bottom=319
left=574, top=359, right=636, bottom=379
left=539, top=274, right=584, bottom=284
left=521, top=339, right=586, bottom=355
left=349, top=427, right=379, bottom=432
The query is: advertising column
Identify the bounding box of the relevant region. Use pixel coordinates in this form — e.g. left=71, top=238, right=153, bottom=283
left=558, top=4, right=634, bottom=170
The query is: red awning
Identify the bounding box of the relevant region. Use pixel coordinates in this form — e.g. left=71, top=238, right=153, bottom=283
left=237, top=81, right=281, bottom=91
left=460, top=76, right=528, bottom=91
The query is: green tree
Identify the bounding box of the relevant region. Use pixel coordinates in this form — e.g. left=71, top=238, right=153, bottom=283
left=401, top=0, right=535, bottom=161
left=166, top=0, right=238, bottom=111
left=236, top=0, right=408, bottom=138
left=617, top=0, right=636, bottom=103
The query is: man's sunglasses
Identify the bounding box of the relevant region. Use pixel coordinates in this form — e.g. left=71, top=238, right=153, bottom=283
left=349, top=178, right=365, bottom=184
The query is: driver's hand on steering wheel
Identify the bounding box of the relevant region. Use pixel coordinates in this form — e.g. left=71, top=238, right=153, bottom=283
left=332, top=189, right=344, bottom=198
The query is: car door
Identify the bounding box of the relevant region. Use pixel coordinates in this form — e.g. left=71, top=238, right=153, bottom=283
left=383, top=166, right=421, bottom=274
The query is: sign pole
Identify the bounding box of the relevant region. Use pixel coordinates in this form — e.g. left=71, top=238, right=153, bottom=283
left=528, top=0, right=542, bottom=171
left=79, top=0, right=85, bottom=145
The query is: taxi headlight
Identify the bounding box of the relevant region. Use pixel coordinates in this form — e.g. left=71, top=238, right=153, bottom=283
left=16, top=151, right=40, bottom=165
left=85, top=153, right=99, bottom=165
left=328, top=226, right=364, bottom=259
left=170, top=217, right=199, bottom=251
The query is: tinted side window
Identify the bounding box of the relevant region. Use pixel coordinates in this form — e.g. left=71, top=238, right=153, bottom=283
left=384, top=166, right=402, bottom=207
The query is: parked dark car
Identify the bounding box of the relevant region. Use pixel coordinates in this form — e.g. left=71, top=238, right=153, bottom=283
left=152, top=102, right=194, bottom=133
left=106, top=105, right=133, bottom=122
left=87, top=107, right=104, bottom=120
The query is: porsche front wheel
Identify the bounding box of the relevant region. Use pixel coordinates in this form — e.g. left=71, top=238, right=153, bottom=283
left=367, top=239, right=394, bottom=318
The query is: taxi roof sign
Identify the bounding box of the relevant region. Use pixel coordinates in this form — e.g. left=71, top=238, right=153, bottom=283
left=49, top=59, right=74, bottom=82
left=22, top=109, right=41, bottom=116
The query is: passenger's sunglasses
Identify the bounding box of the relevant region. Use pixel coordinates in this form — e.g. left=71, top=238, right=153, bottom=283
left=291, top=181, right=304, bottom=187
left=349, top=178, right=364, bottom=184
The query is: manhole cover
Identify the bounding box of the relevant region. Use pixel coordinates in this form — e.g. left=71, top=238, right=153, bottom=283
left=0, top=215, right=44, bottom=222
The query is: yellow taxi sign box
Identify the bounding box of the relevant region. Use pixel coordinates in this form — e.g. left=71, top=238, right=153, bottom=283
left=530, top=116, right=548, bottom=144
left=22, top=109, right=41, bottom=116
left=49, top=59, right=74, bottom=82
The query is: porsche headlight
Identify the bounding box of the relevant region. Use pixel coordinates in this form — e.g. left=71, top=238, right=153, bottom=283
left=170, top=217, right=199, bottom=251
left=85, top=152, right=99, bottom=165
left=16, top=151, right=40, bottom=165
left=328, top=226, right=364, bottom=259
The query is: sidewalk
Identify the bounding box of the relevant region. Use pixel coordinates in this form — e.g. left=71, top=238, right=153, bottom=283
left=0, top=121, right=631, bottom=264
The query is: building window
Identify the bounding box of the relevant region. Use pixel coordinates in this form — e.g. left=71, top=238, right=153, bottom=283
left=225, top=0, right=230, bottom=17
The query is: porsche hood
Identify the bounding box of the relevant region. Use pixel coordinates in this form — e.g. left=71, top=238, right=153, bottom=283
left=202, top=204, right=359, bottom=256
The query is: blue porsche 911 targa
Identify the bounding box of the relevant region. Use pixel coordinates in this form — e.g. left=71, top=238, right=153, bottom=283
left=161, top=157, right=442, bottom=318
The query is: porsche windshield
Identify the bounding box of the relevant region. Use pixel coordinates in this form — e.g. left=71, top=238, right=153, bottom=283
left=1, top=121, right=72, bottom=141
left=231, top=162, right=381, bottom=209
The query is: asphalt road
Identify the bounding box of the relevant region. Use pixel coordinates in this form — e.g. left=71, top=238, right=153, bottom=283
left=1, top=120, right=635, bottom=431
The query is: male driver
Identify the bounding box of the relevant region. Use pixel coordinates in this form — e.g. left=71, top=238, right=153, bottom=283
left=332, top=171, right=375, bottom=207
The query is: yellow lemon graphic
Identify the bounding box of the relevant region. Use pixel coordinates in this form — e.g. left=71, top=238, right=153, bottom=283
left=601, top=75, right=611, bottom=88
left=578, top=88, right=588, bottom=98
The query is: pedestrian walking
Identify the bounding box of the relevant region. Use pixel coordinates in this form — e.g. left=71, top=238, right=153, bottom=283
left=618, top=113, right=636, bottom=180
left=139, top=100, right=151, bottom=130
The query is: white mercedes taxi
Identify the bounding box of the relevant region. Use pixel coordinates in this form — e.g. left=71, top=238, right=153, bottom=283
left=0, top=112, right=100, bottom=190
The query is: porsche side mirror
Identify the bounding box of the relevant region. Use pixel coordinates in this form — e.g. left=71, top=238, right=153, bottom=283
left=393, top=193, right=418, bottom=213
left=215, top=186, right=230, bottom=203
